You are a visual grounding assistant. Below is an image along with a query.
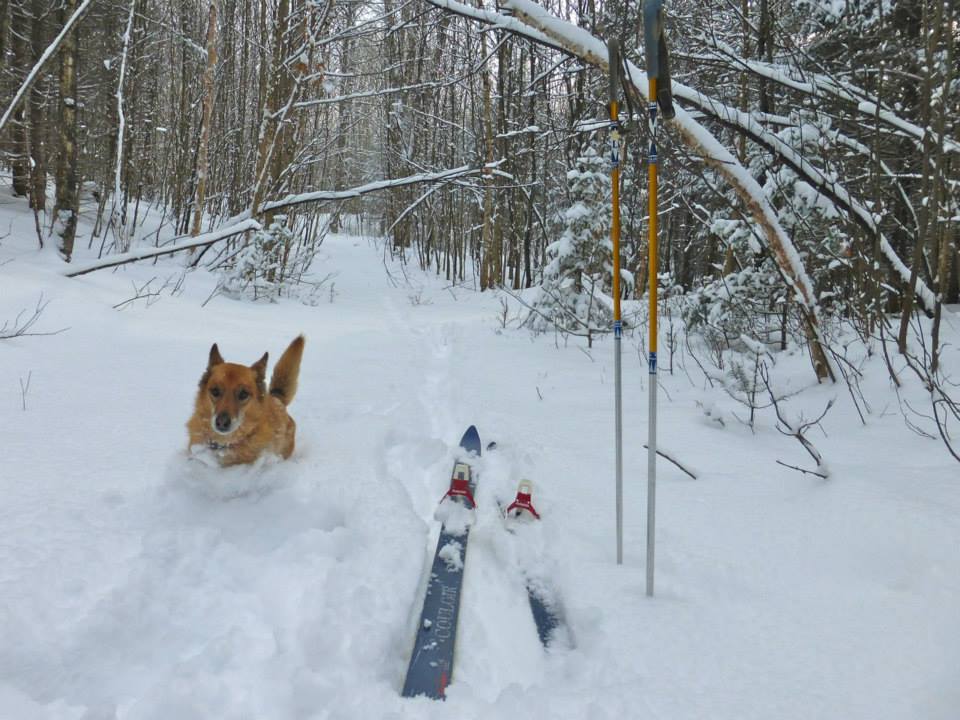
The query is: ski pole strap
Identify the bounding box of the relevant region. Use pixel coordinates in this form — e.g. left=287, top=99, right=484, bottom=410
left=608, top=38, right=620, bottom=105
left=643, top=0, right=676, bottom=119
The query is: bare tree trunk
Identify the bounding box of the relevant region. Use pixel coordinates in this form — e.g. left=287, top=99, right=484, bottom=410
left=380, top=0, right=411, bottom=252
left=192, top=0, right=219, bottom=237
left=9, top=1, right=30, bottom=198
left=757, top=0, right=772, bottom=114
left=174, top=0, right=193, bottom=233
left=329, top=0, right=357, bottom=234
left=28, top=0, right=47, bottom=212
left=251, top=0, right=291, bottom=217
left=929, top=0, right=955, bottom=374
left=523, top=48, right=537, bottom=289
left=0, top=0, right=7, bottom=78
left=897, top=0, right=937, bottom=353
left=52, top=0, right=80, bottom=261
left=737, top=0, right=750, bottom=163
left=109, top=0, right=136, bottom=251
left=478, top=2, right=498, bottom=290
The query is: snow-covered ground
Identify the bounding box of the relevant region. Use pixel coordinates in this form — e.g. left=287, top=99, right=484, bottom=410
left=1, top=195, right=958, bottom=720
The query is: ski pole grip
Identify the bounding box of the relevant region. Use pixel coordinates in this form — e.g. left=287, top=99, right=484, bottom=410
left=644, top=0, right=663, bottom=79
left=608, top=38, right=620, bottom=105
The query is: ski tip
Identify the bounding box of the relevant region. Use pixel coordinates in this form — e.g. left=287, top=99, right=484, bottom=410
left=459, top=425, right=481, bottom=456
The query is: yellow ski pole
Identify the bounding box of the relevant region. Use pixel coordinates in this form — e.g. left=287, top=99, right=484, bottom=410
left=643, top=0, right=674, bottom=597
left=607, top=38, right=624, bottom=566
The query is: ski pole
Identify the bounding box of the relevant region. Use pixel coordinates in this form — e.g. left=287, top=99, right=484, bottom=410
left=645, top=70, right=658, bottom=598
left=607, top=38, right=624, bottom=566
left=643, top=0, right=673, bottom=597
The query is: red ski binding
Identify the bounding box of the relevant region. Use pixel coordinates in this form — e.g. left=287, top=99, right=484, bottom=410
left=442, top=462, right=477, bottom=509
left=506, top=480, right=540, bottom=520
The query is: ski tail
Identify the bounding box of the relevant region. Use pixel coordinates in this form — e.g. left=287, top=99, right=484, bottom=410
left=499, top=479, right=572, bottom=649
left=526, top=578, right=569, bottom=648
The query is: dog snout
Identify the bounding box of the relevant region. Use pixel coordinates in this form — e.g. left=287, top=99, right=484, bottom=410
left=215, top=412, right=232, bottom=433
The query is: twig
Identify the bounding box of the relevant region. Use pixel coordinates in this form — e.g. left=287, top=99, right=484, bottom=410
left=113, top=277, right=159, bottom=309
left=761, top=363, right=833, bottom=476
left=932, top=394, right=960, bottom=464
left=776, top=460, right=828, bottom=479
left=112, top=272, right=189, bottom=310
left=643, top=444, right=698, bottom=479
left=0, top=294, right=69, bottom=340
left=201, top=279, right=225, bottom=308
left=20, top=371, right=31, bottom=411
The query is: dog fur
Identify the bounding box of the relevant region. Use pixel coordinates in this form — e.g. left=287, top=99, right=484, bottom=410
left=187, top=335, right=305, bottom=466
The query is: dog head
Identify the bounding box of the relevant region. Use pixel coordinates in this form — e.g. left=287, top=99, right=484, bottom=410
left=198, top=343, right=269, bottom=436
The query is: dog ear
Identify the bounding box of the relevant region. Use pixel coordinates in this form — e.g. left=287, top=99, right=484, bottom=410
left=209, top=343, right=224, bottom=367
left=251, top=352, right=268, bottom=397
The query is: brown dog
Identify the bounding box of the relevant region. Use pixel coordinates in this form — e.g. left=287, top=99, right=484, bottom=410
left=187, top=335, right=305, bottom=466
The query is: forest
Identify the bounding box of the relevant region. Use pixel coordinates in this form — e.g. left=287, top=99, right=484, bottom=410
left=2, top=3, right=959, bottom=715
left=2, top=0, right=958, bottom=459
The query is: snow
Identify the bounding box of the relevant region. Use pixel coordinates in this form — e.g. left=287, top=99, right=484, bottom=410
left=260, top=165, right=482, bottom=215
left=433, top=497, right=476, bottom=537
left=1, top=194, right=960, bottom=720
left=438, top=540, right=465, bottom=572
left=700, top=37, right=960, bottom=157
left=670, top=83, right=937, bottom=313
left=494, top=0, right=939, bottom=323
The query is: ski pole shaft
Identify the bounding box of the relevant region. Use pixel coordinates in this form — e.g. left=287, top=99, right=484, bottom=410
left=608, top=38, right=624, bottom=567
left=646, top=76, right=658, bottom=597
left=609, top=40, right=622, bottom=324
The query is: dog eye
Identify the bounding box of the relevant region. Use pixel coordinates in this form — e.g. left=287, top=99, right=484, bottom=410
left=237, top=389, right=250, bottom=401
left=210, top=387, right=222, bottom=398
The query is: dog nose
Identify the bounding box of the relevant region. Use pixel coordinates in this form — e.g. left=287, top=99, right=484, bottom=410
left=215, top=412, right=232, bottom=432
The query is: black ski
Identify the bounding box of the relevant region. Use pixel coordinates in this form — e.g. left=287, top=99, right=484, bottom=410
left=401, top=425, right=481, bottom=700
left=502, top=481, right=570, bottom=649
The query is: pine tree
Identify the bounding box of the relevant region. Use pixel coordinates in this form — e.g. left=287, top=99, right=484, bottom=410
left=526, top=146, right=616, bottom=334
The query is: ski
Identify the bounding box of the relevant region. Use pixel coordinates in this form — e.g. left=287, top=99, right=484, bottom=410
left=401, top=425, right=482, bottom=700
left=502, top=480, right=570, bottom=649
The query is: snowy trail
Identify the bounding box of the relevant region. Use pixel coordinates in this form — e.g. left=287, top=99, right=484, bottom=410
left=379, top=294, right=555, bottom=702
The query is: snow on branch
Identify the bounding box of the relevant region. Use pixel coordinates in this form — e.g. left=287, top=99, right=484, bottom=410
left=696, top=38, right=960, bottom=156
left=677, top=85, right=937, bottom=313
left=423, top=0, right=562, bottom=51
left=65, top=165, right=488, bottom=277
left=296, top=80, right=469, bottom=109
left=261, top=164, right=484, bottom=214
left=490, top=0, right=834, bottom=380
left=0, top=0, right=95, bottom=135
left=63, top=220, right=261, bottom=277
